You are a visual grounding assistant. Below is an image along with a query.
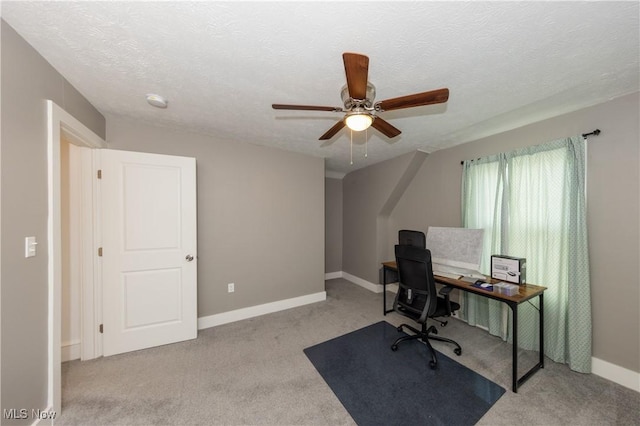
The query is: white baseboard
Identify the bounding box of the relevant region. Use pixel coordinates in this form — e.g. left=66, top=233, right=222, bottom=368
left=329, top=270, right=398, bottom=295
left=326, top=270, right=397, bottom=294
left=61, top=341, right=81, bottom=362
left=592, top=357, right=640, bottom=392
left=324, top=271, right=343, bottom=280
left=198, top=291, right=326, bottom=330
left=342, top=272, right=383, bottom=293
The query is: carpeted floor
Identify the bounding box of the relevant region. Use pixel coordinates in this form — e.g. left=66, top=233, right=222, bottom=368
left=59, top=278, right=639, bottom=425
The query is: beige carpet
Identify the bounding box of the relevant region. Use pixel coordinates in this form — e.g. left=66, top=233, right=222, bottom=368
left=59, top=279, right=639, bottom=425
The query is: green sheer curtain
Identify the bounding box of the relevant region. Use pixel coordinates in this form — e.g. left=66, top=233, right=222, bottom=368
left=461, top=136, right=592, bottom=373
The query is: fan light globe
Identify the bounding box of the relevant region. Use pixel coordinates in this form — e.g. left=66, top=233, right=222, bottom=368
left=345, top=113, right=373, bottom=131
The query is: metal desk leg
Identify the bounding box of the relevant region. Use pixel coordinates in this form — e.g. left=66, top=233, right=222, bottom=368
left=539, top=294, right=545, bottom=369
left=383, top=268, right=387, bottom=316
left=512, top=303, right=518, bottom=392
left=512, top=293, right=545, bottom=392
left=382, top=265, right=395, bottom=316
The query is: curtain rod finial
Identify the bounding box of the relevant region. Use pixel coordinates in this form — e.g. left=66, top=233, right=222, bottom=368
left=582, top=129, right=601, bottom=138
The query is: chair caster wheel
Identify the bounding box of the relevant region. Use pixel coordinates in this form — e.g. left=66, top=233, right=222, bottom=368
left=454, top=348, right=462, bottom=356
left=391, top=345, right=398, bottom=351
left=431, top=328, right=438, bottom=335
left=429, top=361, right=437, bottom=369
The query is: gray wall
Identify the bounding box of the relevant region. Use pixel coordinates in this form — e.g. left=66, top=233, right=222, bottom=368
left=353, top=93, right=639, bottom=373
left=0, top=20, right=106, bottom=423
left=106, top=116, right=325, bottom=317
left=342, top=152, right=415, bottom=283
left=342, top=150, right=428, bottom=282
left=325, top=178, right=343, bottom=273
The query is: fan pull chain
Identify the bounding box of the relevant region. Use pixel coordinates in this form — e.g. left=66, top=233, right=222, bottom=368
left=350, top=130, right=353, bottom=165
left=365, top=128, right=368, bottom=158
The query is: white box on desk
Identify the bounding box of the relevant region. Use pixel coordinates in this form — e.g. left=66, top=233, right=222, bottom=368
left=494, top=282, right=520, bottom=296
left=491, top=255, right=526, bottom=284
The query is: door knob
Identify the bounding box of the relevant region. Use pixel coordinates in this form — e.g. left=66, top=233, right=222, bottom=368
left=185, top=254, right=194, bottom=262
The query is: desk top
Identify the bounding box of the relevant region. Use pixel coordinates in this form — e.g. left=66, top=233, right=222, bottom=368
left=382, top=261, right=546, bottom=304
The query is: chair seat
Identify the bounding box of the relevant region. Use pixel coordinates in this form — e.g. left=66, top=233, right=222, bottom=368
left=397, top=297, right=460, bottom=322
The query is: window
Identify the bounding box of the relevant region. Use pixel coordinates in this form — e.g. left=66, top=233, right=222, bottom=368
left=462, top=136, right=591, bottom=373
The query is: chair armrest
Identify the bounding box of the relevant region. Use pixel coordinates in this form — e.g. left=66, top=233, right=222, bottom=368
left=439, top=286, right=454, bottom=296
left=438, top=286, right=454, bottom=315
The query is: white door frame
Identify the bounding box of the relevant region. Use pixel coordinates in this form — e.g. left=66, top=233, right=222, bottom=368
left=47, top=101, right=105, bottom=413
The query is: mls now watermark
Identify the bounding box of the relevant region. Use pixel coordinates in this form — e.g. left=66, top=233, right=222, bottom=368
left=3, top=408, right=57, bottom=420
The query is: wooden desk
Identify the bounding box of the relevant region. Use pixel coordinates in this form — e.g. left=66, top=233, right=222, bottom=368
left=381, top=261, right=546, bottom=392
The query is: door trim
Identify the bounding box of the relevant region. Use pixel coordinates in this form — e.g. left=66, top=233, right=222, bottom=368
left=47, top=101, right=105, bottom=414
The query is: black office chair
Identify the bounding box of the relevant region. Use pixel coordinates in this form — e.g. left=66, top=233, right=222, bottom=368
left=398, top=229, right=426, bottom=248
left=390, top=244, right=462, bottom=369
left=383, top=230, right=426, bottom=289
left=399, top=229, right=452, bottom=327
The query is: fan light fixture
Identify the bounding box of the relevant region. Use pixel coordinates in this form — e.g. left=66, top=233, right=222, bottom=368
left=345, top=113, right=373, bottom=131
left=271, top=52, right=450, bottom=142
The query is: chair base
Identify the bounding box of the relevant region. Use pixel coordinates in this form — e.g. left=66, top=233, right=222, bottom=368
left=390, top=322, right=462, bottom=369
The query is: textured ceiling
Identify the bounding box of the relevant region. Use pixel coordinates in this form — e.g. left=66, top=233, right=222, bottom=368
left=2, top=1, right=639, bottom=174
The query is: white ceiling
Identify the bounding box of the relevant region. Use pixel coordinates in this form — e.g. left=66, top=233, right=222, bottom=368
left=2, top=1, right=639, bottom=174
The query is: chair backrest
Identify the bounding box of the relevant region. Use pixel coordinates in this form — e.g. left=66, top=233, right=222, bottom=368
left=398, top=229, right=426, bottom=249
left=393, top=244, right=437, bottom=322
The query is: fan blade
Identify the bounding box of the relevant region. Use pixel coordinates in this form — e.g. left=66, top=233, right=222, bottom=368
left=272, top=104, right=340, bottom=112
left=371, top=117, right=402, bottom=138
left=343, top=53, right=369, bottom=99
left=319, top=120, right=346, bottom=140
left=376, top=88, right=449, bottom=111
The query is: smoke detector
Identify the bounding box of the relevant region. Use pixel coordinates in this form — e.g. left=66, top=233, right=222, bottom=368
left=146, top=93, right=168, bottom=108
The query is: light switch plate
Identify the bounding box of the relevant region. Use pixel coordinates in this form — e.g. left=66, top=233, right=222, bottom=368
left=25, top=236, right=37, bottom=258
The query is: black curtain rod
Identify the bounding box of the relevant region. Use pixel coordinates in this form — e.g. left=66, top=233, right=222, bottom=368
left=460, top=158, right=480, bottom=165
left=460, top=129, right=602, bottom=164
left=582, top=129, right=601, bottom=138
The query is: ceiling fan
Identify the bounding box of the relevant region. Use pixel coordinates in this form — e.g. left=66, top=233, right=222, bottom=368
left=272, top=52, right=449, bottom=140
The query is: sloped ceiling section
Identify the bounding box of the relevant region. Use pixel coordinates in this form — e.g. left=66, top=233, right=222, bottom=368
left=3, top=2, right=639, bottom=173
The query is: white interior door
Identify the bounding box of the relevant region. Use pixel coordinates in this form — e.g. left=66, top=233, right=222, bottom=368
left=101, top=149, right=197, bottom=356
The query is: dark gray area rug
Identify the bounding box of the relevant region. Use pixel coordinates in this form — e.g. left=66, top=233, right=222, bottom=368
left=304, top=321, right=505, bottom=426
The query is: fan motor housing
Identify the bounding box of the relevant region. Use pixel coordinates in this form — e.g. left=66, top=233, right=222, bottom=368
left=341, top=83, right=376, bottom=110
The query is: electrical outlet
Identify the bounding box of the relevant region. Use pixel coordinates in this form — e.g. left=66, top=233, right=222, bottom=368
left=228, top=283, right=235, bottom=293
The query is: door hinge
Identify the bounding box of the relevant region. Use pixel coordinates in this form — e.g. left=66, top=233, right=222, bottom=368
left=97, top=169, right=102, bottom=179
left=99, top=324, right=104, bottom=334
left=98, top=247, right=103, bottom=257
